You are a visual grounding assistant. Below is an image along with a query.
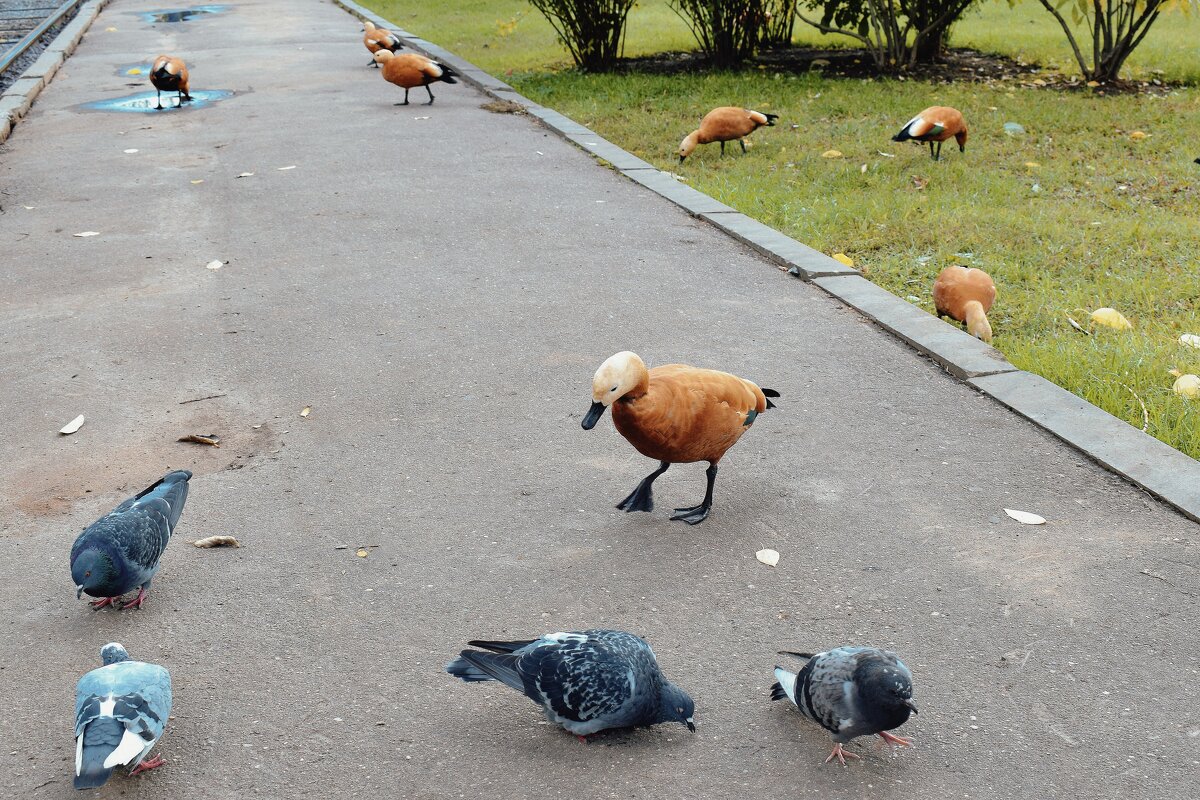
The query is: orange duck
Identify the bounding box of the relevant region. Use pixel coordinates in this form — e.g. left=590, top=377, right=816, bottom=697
left=374, top=51, right=458, bottom=105
left=149, top=55, right=190, bottom=110
left=892, top=106, right=967, bottom=160
left=933, top=266, right=996, bottom=342
left=363, top=20, right=402, bottom=67
left=581, top=351, right=778, bottom=525
left=679, top=107, right=778, bottom=162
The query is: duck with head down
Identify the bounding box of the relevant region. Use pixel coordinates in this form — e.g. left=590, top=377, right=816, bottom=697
left=581, top=351, right=778, bottom=525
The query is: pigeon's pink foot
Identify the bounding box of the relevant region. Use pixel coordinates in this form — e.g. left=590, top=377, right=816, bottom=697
left=128, top=755, right=165, bottom=776
left=89, top=596, right=121, bottom=610
left=120, top=587, right=148, bottom=610
left=576, top=735, right=590, bottom=744
left=824, top=743, right=861, bottom=766
left=878, top=730, right=913, bottom=748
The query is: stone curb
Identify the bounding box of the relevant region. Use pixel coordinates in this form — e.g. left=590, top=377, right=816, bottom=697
left=331, top=0, right=1200, bottom=523
left=969, top=372, right=1200, bottom=523
left=0, top=0, right=111, bottom=146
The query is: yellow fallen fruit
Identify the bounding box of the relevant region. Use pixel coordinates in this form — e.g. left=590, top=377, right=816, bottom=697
left=1090, top=307, right=1132, bottom=330
left=831, top=253, right=854, bottom=267
left=821, top=150, right=843, bottom=158
left=1129, top=131, right=1147, bottom=140
left=1173, top=374, right=1200, bottom=399
left=1024, top=161, right=1040, bottom=168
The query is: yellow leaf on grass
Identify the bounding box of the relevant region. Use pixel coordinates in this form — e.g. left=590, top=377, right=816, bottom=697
left=831, top=253, right=854, bottom=267
left=1129, top=131, right=1147, bottom=141
left=1091, top=308, right=1132, bottom=330
left=1024, top=161, right=1040, bottom=168
left=821, top=149, right=843, bottom=158
left=1173, top=374, right=1200, bottom=399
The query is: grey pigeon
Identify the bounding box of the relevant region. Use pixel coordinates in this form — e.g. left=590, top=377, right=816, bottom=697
left=771, top=646, right=917, bottom=765
left=74, top=643, right=173, bottom=789
left=70, top=470, right=191, bottom=609
left=445, top=630, right=695, bottom=739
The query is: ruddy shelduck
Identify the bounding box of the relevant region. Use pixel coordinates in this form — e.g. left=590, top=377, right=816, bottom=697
left=581, top=351, right=779, bottom=525
left=363, top=20, right=402, bottom=67
left=149, top=55, right=190, bottom=110
left=373, top=51, right=459, bottom=105
left=933, top=266, right=996, bottom=342
left=679, top=107, right=779, bottom=163
left=892, top=106, right=967, bottom=160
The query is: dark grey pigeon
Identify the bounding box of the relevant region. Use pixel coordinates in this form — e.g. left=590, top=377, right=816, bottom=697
left=771, top=646, right=917, bottom=765
left=70, top=470, right=192, bottom=610
left=446, top=630, right=695, bottom=739
left=74, top=643, right=172, bottom=789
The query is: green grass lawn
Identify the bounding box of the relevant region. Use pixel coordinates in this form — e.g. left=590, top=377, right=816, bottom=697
left=365, top=1, right=1200, bottom=459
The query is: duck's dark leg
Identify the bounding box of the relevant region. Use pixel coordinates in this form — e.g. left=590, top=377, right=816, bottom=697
left=395, top=88, right=410, bottom=105
left=670, top=464, right=717, bottom=525
left=928, top=141, right=935, bottom=160
left=425, top=84, right=435, bottom=105
left=155, top=88, right=163, bottom=110
left=616, top=461, right=669, bottom=513
left=720, top=141, right=726, bottom=156
left=739, top=138, right=747, bottom=153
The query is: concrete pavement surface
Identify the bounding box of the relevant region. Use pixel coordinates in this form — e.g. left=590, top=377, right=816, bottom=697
left=1, top=1, right=1197, bottom=797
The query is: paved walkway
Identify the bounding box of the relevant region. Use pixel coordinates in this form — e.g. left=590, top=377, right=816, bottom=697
left=0, top=1, right=1196, bottom=797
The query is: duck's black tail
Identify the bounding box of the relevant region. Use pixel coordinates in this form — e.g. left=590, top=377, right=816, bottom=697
left=762, top=388, right=780, bottom=409
left=439, top=63, right=459, bottom=84
left=763, top=113, right=779, bottom=126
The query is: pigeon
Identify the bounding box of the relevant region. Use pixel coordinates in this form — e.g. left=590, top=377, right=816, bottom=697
left=445, top=630, right=695, bottom=739
left=70, top=470, right=192, bottom=610
left=771, top=647, right=918, bottom=765
left=75, top=643, right=173, bottom=789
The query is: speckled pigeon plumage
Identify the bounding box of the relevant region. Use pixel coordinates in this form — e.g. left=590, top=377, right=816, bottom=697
left=74, top=643, right=172, bottom=789
left=70, top=470, right=192, bottom=610
left=771, top=646, right=918, bottom=765
left=446, top=630, right=695, bottom=737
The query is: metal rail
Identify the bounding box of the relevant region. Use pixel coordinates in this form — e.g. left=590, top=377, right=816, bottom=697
left=0, top=0, right=84, bottom=79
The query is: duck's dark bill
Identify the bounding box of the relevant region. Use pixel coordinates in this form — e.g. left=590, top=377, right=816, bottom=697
left=581, top=401, right=606, bottom=430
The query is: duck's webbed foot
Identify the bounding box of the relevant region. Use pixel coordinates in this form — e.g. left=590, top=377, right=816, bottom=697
left=669, top=464, right=717, bottom=525
left=616, top=461, right=669, bottom=513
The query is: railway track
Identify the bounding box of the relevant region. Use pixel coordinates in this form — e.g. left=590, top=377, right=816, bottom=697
left=0, top=0, right=85, bottom=88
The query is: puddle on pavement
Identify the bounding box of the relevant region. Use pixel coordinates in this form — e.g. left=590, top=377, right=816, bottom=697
left=139, top=5, right=228, bottom=23
left=80, top=89, right=234, bottom=113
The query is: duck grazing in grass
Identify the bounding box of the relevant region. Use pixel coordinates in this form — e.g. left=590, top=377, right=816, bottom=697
left=679, top=107, right=779, bottom=162
left=581, top=351, right=778, bottom=525
left=149, top=55, right=191, bottom=110
left=374, top=51, right=459, bottom=105
left=362, top=20, right=402, bottom=66
left=892, top=106, right=967, bottom=160
left=933, top=265, right=996, bottom=342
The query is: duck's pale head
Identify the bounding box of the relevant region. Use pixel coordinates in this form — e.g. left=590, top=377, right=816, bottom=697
left=373, top=50, right=394, bottom=64
left=678, top=131, right=699, bottom=162
left=582, top=351, right=646, bottom=429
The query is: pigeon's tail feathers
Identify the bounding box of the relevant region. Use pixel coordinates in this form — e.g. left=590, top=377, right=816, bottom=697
left=771, top=667, right=799, bottom=704
left=137, top=470, right=192, bottom=530
left=777, top=650, right=815, bottom=660
left=448, top=650, right=524, bottom=691
left=465, top=638, right=537, bottom=654
left=761, top=388, right=780, bottom=409
left=75, top=717, right=123, bottom=789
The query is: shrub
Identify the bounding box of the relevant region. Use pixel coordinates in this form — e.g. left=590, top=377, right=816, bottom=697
left=528, top=0, right=637, bottom=71
left=797, top=0, right=979, bottom=71
left=671, top=0, right=770, bottom=66
left=1033, top=0, right=1187, bottom=83
left=760, top=0, right=800, bottom=47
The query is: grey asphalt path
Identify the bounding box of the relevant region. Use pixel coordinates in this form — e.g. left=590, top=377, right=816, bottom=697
left=1, top=1, right=1197, bottom=797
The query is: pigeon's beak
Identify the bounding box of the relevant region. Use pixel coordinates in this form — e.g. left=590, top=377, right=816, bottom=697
left=904, top=699, right=919, bottom=715
left=76, top=585, right=84, bottom=599
left=581, top=401, right=606, bottom=430
left=685, top=717, right=695, bottom=733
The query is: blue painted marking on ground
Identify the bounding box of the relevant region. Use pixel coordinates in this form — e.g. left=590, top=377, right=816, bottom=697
left=80, top=89, right=233, bottom=113
left=139, top=5, right=229, bottom=23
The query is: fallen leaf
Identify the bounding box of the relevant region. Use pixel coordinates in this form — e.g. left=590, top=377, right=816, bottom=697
left=1065, top=315, right=1090, bottom=335
left=1168, top=368, right=1183, bottom=378
left=1086, top=80, right=1100, bottom=88
left=192, top=535, right=240, bottom=548
left=59, top=415, right=86, bottom=435
left=860, top=163, right=867, bottom=173
left=1173, top=374, right=1200, bottom=399
left=104, top=26, right=117, bottom=32
left=1032, top=78, right=1047, bottom=86
left=300, top=406, right=311, bottom=418
left=128, top=68, right=142, bottom=75
left=277, top=165, right=297, bottom=170
left=755, top=548, right=780, bottom=567
left=205, top=260, right=224, bottom=270
left=877, top=151, right=895, bottom=158
left=177, top=433, right=221, bottom=447
left=123, top=148, right=139, bottom=154
left=414, top=116, right=431, bottom=120
left=236, top=172, right=255, bottom=178
left=356, top=548, right=369, bottom=558
left=1091, top=307, right=1132, bottom=330
left=1129, top=131, right=1147, bottom=141
left=821, top=149, right=843, bottom=158
left=1004, top=508, right=1046, bottom=525
left=1024, top=161, right=1040, bottom=168
left=22, top=205, right=35, bottom=209
left=73, top=231, right=100, bottom=237
left=190, top=179, right=204, bottom=184
left=1180, top=334, right=1200, bottom=349
left=831, top=253, right=854, bottom=267
left=911, top=175, right=929, bottom=190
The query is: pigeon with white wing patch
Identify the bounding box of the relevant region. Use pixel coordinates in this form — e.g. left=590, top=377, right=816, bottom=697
left=446, top=630, right=695, bottom=740
left=771, top=646, right=917, bottom=765
left=74, top=643, right=172, bottom=789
